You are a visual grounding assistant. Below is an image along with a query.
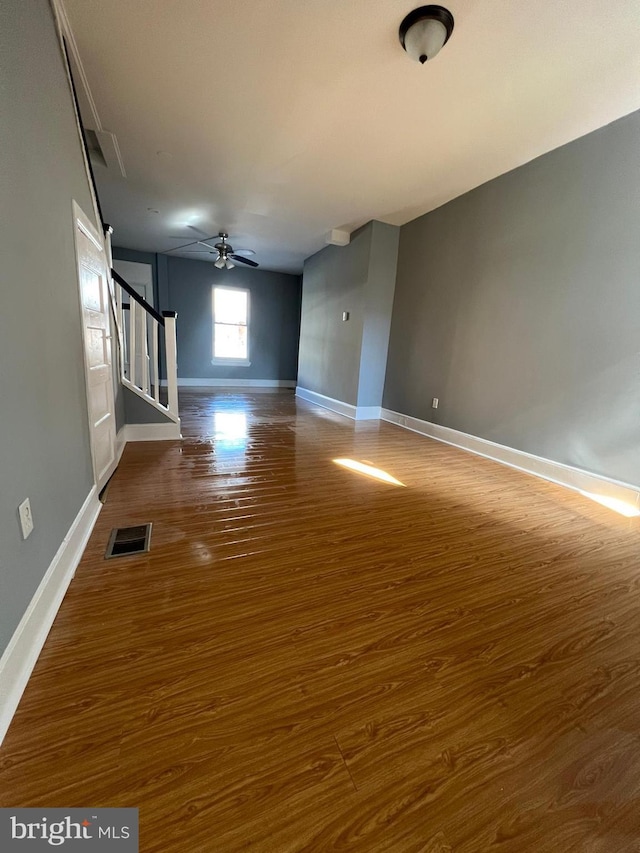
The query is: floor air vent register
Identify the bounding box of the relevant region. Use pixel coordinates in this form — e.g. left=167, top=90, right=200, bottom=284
left=105, top=523, right=152, bottom=559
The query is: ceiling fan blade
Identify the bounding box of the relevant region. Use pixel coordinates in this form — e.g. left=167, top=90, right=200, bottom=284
left=163, top=240, right=198, bottom=252
left=180, top=250, right=215, bottom=253
left=233, top=248, right=256, bottom=257
left=231, top=254, right=259, bottom=267
left=197, top=240, right=218, bottom=250
left=187, top=225, right=213, bottom=237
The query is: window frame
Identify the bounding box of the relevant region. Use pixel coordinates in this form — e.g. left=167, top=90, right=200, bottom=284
left=211, top=285, right=251, bottom=366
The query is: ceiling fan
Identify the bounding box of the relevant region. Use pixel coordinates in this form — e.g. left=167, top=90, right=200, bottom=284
left=176, top=232, right=259, bottom=269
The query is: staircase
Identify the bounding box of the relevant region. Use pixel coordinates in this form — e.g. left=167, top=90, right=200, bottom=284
left=110, top=268, right=180, bottom=424
left=61, top=39, right=181, bottom=434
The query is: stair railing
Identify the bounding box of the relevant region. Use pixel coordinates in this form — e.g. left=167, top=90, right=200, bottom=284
left=110, top=268, right=179, bottom=423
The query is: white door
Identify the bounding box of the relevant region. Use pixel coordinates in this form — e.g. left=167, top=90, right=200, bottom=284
left=74, top=204, right=117, bottom=490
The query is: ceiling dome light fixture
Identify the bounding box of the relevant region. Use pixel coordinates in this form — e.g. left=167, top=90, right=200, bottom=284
left=399, top=5, right=454, bottom=64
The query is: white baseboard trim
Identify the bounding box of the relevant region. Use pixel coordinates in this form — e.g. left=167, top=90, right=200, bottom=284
left=357, top=406, right=382, bottom=421
left=161, top=378, right=296, bottom=388
left=296, top=387, right=356, bottom=419
left=381, top=408, right=640, bottom=511
left=121, top=422, right=182, bottom=442
left=0, top=487, right=101, bottom=746
left=295, top=387, right=380, bottom=421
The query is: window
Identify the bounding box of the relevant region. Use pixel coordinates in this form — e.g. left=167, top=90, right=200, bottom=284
left=212, top=286, right=250, bottom=364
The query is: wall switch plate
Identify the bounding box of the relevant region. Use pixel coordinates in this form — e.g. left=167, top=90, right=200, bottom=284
left=342, top=311, right=350, bottom=322
left=18, top=498, right=34, bottom=539
left=432, top=397, right=439, bottom=409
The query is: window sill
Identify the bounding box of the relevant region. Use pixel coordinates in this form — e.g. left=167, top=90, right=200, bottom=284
left=211, top=359, right=252, bottom=367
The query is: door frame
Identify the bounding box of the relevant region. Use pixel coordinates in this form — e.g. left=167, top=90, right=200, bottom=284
left=72, top=200, right=118, bottom=490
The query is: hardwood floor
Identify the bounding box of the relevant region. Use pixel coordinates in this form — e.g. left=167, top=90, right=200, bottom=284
left=1, top=389, right=640, bottom=851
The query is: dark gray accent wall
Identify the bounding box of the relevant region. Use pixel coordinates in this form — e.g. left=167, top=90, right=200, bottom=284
left=384, top=109, right=640, bottom=486
left=0, top=0, right=96, bottom=653
left=163, top=256, right=301, bottom=381
left=298, top=221, right=399, bottom=408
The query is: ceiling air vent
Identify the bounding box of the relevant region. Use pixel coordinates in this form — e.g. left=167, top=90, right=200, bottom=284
left=105, top=523, right=152, bottom=559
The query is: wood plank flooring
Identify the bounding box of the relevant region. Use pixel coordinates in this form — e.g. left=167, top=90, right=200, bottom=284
left=1, top=389, right=640, bottom=851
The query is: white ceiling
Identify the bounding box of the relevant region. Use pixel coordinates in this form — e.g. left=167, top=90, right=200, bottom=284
left=63, top=0, right=640, bottom=274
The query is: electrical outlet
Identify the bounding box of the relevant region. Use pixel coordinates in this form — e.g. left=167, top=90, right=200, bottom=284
left=18, top=498, right=34, bottom=540
left=432, top=397, right=439, bottom=409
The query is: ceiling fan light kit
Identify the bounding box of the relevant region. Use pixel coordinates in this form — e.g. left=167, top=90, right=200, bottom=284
left=399, top=5, right=454, bottom=64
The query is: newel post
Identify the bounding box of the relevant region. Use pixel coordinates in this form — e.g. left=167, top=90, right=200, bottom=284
left=163, top=310, right=179, bottom=418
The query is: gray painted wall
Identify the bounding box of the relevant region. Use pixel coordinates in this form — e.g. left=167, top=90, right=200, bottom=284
left=163, top=256, right=301, bottom=382
left=123, top=387, right=173, bottom=424
left=358, top=222, right=399, bottom=408
left=384, top=109, right=640, bottom=486
left=298, top=228, right=370, bottom=405
left=0, top=0, right=96, bottom=653
left=112, top=346, right=126, bottom=431
left=298, top=221, right=399, bottom=408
